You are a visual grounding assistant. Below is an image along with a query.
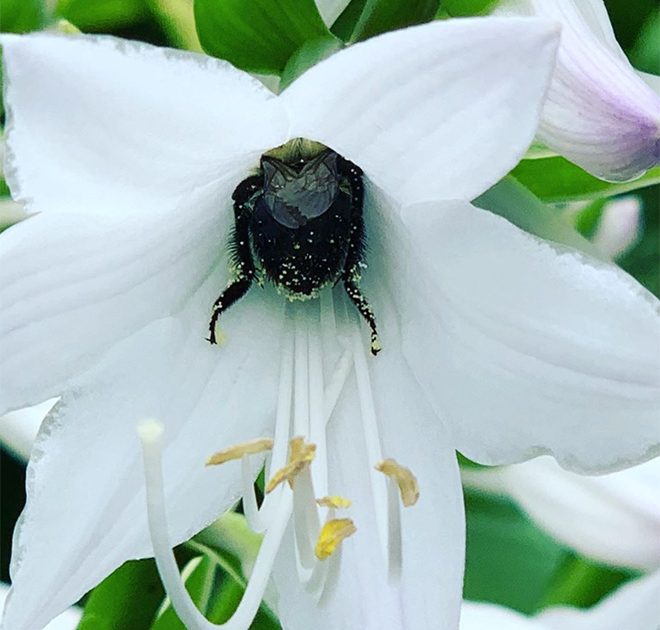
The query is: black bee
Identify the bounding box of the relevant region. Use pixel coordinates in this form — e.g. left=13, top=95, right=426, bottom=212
left=207, top=139, right=381, bottom=355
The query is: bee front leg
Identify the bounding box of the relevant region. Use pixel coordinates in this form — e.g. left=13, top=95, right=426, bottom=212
left=207, top=178, right=260, bottom=345
left=338, top=160, right=381, bottom=355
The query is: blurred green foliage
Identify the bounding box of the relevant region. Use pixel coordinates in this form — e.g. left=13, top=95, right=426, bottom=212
left=195, top=0, right=335, bottom=75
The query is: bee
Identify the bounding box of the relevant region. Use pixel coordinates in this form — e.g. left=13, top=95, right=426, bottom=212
left=207, top=139, right=381, bottom=355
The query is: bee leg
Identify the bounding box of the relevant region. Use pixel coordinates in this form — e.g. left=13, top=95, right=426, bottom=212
left=338, top=158, right=381, bottom=355
left=343, top=277, right=381, bottom=355
left=207, top=177, right=260, bottom=345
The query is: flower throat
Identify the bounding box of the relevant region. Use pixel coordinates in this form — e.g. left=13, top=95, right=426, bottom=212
left=207, top=138, right=381, bottom=355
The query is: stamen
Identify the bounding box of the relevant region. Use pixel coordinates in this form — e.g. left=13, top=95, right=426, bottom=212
left=293, top=466, right=322, bottom=572
left=206, top=439, right=273, bottom=466
left=315, top=519, right=357, bottom=560
left=308, top=313, right=327, bottom=497
left=137, top=419, right=293, bottom=630
left=375, top=459, right=419, bottom=580
left=384, top=474, right=403, bottom=581
left=375, top=459, right=420, bottom=507
left=352, top=326, right=388, bottom=560
left=323, top=347, right=353, bottom=422
left=316, top=496, right=352, bottom=509
left=258, top=327, right=295, bottom=528
left=293, top=314, right=310, bottom=436
left=241, top=454, right=263, bottom=532
left=265, top=437, right=316, bottom=493
left=268, top=328, right=295, bottom=477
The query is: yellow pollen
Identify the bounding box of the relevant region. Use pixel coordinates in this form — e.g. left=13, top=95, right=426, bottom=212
left=206, top=438, right=273, bottom=466
left=265, top=437, right=316, bottom=493
left=375, top=458, right=420, bottom=507
left=315, top=518, right=357, bottom=560
left=316, top=495, right=352, bottom=509
left=212, top=325, right=228, bottom=346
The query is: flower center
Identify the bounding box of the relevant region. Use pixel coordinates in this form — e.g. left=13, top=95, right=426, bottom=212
left=206, top=137, right=381, bottom=356
left=137, top=298, right=418, bottom=629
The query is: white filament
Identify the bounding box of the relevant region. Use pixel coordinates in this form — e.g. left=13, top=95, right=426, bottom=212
left=259, top=328, right=295, bottom=528
left=293, top=314, right=310, bottom=437
left=352, top=326, right=389, bottom=568
left=138, top=419, right=293, bottom=630
left=308, top=315, right=327, bottom=497
left=269, top=327, right=295, bottom=477
left=241, top=454, right=264, bottom=532
left=385, top=477, right=403, bottom=581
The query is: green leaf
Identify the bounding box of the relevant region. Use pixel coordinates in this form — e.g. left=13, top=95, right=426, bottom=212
left=629, top=8, right=660, bottom=74
left=147, top=0, right=203, bottom=51
left=280, top=36, right=344, bottom=89
left=194, top=0, right=335, bottom=75
left=77, top=559, right=166, bottom=630
left=187, top=540, right=281, bottom=628
left=349, top=0, right=439, bottom=42
left=331, top=0, right=367, bottom=40
left=56, top=0, right=149, bottom=31
left=511, top=156, right=660, bottom=203
left=0, top=0, right=46, bottom=33
left=539, top=554, right=639, bottom=610
left=440, top=0, right=496, bottom=17
left=151, top=557, right=216, bottom=629
left=463, top=488, right=569, bottom=614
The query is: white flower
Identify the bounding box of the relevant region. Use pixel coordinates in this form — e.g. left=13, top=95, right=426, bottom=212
left=462, top=456, right=660, bottom=572
left=0, top=18, right=658, bottom=630
left=591, top=196, right=642, bottom=260
left=495, top=0, right=660, bottom=181
left=461, top=571, right=660, bottom=630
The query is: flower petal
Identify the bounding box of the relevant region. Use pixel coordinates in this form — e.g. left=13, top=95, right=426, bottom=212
left=495, top=0, right=660, bottom=181
left=462, top=572, right=660, bottom=630
left=281, top=18, right=559, bottom=204
left=273, top=309, right=464, bottom=629
left=463, top=456, right=660, bottom=571
left=0, top=399, right=56, bottom=462
left=0, top=584, right=81, bottom=630
left=0, top=33, right=288, bottom=217
left=539, top=570, right=660, bottom=630
left=384, top=197, right=660, bottom=472
left=0, top=175, right=233, bottom=415
left=461, top=601, right=546, bottom=630
left=2, top=282, right=286, bottom=630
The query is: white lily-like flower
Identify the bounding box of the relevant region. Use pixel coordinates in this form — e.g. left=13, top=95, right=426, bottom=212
left=591, top=195, right=642, bottom=260
left=462, top=455, right=660, bottom=573
left=495, top=0, right=660, bottom=181
left=461, top=571, right=660, bottom=630
left=1, top=17, right=659, bottom=630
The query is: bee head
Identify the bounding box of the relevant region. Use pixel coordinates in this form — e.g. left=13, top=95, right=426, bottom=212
left=261, top=150, right=340, bottom=229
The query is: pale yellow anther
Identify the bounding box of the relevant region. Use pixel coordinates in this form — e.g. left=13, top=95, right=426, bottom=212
left=206, top=438, right=273, bottom=466
left=265, top=437, right=316, bottom=493
left=314, top=518, right=357, bottom=560
left=316, top=495, right=352, bottom=509
left=375, top=458, right=420, bottom=507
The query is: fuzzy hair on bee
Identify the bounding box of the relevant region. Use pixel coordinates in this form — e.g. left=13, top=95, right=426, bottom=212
left=208, top=138, right=381, bottom=355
